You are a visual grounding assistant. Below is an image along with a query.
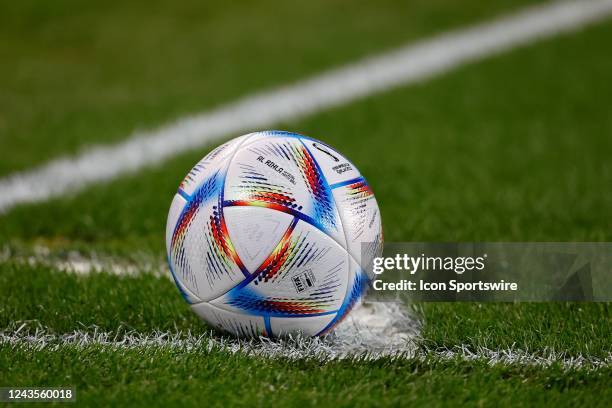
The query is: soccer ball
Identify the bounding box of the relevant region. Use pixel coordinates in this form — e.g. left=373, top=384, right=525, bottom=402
left=165, top=131, right=383, bottom=338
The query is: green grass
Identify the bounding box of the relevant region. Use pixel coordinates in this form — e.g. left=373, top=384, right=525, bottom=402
left=420, top=303, right=611, bottom=358
left=1, top=264, right=610, bottom=406
left=1, top=344, right=610, bottom=407
left=0, top=0, right=540, bottom=176
left=1, top=263, right=609, bottom=358
left=0, top=263, right=201, bottom=335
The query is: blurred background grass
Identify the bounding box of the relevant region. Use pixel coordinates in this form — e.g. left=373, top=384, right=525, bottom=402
left=0, top=0, right=539, bottom=176
left=1, top=12, right=611, bottom=252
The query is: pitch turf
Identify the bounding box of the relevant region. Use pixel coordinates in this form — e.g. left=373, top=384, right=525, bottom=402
left=1, top=263, right=610, bottom=358
left=2, top=345, right=610, bottom=407
left=1, top=1, right=611, bottom=406
left=1, top=265, right=610, bottom=406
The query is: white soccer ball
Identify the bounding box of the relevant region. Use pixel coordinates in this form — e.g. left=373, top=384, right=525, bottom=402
left=166, top=131, right=383, bottom=338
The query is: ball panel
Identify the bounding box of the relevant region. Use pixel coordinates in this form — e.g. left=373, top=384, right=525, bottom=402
left=223, top=206, right=294, bottom=273
left=332, top=177, right=383, bottom=277
left=168, top=260, right=202, bottom=304
left=224, top=135, right=346, bottom=248
left=178, top=134, right=250, bottom=196
left=168, top=168, right=247, bottom=302
left=165, top=193, right=188, bottom=257
left=192, top=302, right=267, bottom=337
left=316, top=256, right=369, bottom=336
left=233, top=129, right=288, bottom=148
left=210, top=218, right=350, bottom=319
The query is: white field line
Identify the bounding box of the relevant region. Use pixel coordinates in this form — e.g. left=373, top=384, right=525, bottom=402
left=2, top=255, right=611, bottom=368
left=2, top=302, right=421, bottom=361
left=3, top=254, right=610, bottom=369
left=1, top=252, right=421, bottom=356
left=2, top=327, right=610, bottom=369
left=0, top=246, right=167, bottom=276
left=422, top=345, right=612, bottom=369
left=2, top=0, right=612, bottom=213
left=2, top=303, right=610, bottom=368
